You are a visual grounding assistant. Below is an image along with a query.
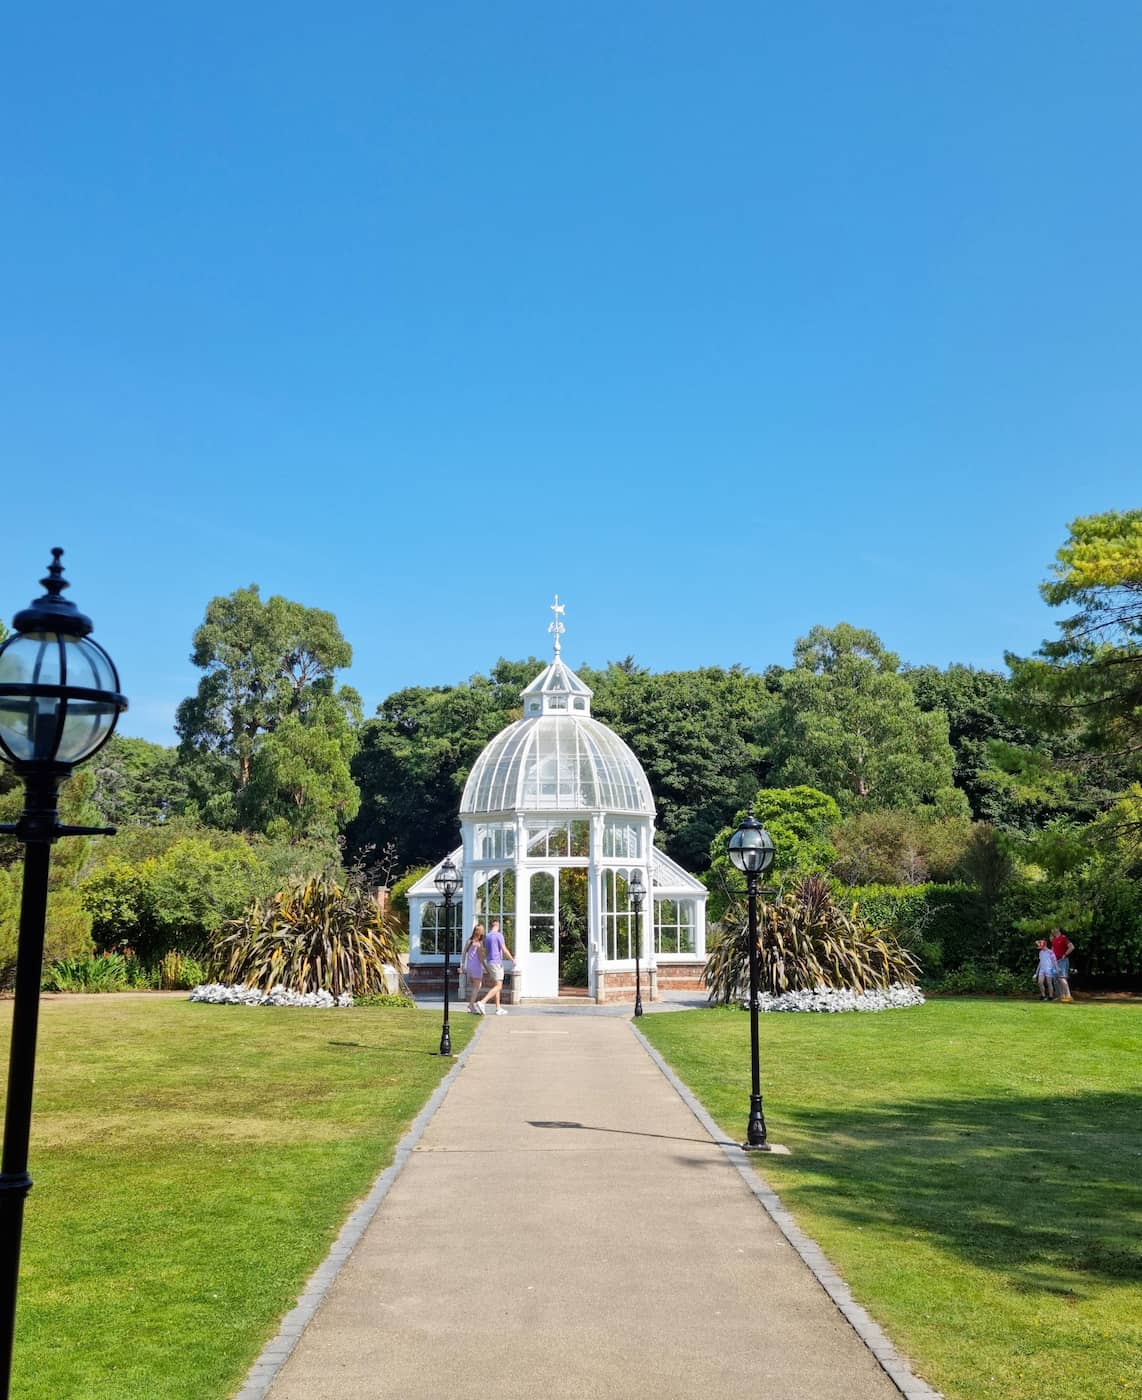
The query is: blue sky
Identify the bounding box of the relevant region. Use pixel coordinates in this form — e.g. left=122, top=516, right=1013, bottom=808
left=2, top=3, right=1139, bottom=744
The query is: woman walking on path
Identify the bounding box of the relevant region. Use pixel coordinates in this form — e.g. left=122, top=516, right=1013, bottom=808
left=477, top=919, right=516, bottom=1016
left=462, top=924, right=488, bottom=1014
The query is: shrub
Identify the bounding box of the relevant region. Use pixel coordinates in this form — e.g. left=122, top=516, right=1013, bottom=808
left=832, top=810, right=972, bottom=886
left=561, top=945, right=589, bottom=986
left=705, top=874, right=919, bottom=1004
left=1, top=879, right=95, bottom=988
left=930, top=966, right=1027, bottom=996
left=154, top=950, right=207, bottom=990
left=42, top=954, right=130, bottom=993
left=82, top=838, right=269, bottom=959
left=705, top=788, right=841, bottom=923
left=846, top=883, right=981, bottom=974
left=352, top=992, right=417, bottom=1009
left=389, top=865, right=431, bottom=925
left=212, top=873, right=405, bottom=997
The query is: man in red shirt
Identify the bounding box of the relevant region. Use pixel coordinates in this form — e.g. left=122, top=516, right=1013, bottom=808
left=1051, top=928, right=1075, bottom=1002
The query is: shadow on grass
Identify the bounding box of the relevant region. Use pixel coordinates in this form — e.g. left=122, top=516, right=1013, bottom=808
left=768, top=1089, right=1142, bottom=1295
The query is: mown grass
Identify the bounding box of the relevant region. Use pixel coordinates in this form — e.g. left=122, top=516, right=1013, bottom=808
left=4, top=997, right=476, bottom=1399
left=640, top=999, right=1142, bottom=1400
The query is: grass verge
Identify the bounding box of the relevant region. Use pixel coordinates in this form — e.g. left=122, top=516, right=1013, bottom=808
left=4, top=997, right=476, bottom=1399
left=639, top=999, right=1141, bottom=1400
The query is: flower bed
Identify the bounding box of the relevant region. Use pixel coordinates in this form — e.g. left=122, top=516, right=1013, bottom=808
left=189, top=983, right=354, bottom=1008
left=741, top=983, right=925, bottom=1013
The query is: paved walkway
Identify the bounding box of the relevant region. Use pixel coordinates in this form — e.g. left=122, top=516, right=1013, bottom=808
left=264, top=1016, right=905, bottom=1399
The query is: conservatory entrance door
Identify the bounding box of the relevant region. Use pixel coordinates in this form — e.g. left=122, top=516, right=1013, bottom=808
left=527, top=871, right=557, bottom=998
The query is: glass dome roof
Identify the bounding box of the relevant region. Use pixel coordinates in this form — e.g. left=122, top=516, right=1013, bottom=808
left=460, top=657, right=654, bottom=816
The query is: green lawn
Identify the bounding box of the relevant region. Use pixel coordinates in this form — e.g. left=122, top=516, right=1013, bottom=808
left=640, top=999, right=1142, bottom=1400
left=3, top=997, right=476, bottom=1399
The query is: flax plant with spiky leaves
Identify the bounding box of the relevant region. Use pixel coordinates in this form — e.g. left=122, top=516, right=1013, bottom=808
left=212, top=874, right=404, bottom=997
left=704, top=874, right=919, bottom=1004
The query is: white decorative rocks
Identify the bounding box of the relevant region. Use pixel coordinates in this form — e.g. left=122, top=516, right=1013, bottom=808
left=741, top=983, right=925, bottom=1014
left=189, top=984, right=354, bottom=1008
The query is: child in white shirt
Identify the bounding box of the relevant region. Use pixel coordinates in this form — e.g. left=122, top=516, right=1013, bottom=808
left=1035, top=940, right=1059, bottom=1001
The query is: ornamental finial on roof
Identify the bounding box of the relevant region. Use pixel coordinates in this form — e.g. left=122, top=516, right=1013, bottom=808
left=548, top=594, right=565, bottom=656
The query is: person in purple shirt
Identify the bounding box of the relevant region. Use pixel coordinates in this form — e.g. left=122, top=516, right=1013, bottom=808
left=477, top=920, right=515, bottom=1016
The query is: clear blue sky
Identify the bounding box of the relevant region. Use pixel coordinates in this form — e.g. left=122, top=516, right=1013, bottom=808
left=2, top=3, right=1139, bottom=744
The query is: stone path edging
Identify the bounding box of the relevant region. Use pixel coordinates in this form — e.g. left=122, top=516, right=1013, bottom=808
left=630, top=1022, right=943, bottom=1400
left=233, top=1022, right=485, bottom=1400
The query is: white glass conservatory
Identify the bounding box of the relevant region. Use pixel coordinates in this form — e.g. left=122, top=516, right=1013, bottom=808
left=407, top=609, right=708, bottom=1003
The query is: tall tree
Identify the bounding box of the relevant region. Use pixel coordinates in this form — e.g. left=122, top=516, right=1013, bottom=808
left=90, top=735, right=189, bottom=826
left=176, top=586, right=355, bottom=830
left=587, top=664, right=774, bottom=870
left=241, top=683, right=362, bottom=839
left=347, top=662, right=531, bottom=870
left=1006, top=510, right=1142, bottom=770
left=769, top=624, right=967, bottom=817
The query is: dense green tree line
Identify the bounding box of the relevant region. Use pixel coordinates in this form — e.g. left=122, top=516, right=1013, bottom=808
left=3, top=510, right=1138, bottom=982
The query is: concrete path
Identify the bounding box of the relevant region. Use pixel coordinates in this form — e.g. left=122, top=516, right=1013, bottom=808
left=265, top=1016, right=904, bottom=1400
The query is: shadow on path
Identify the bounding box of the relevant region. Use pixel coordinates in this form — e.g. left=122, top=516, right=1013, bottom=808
left=528, top=1118, right=736, bottom=1147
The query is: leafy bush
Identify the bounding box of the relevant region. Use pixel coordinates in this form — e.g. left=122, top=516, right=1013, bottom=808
left=42, top=954, right=130, bottom=993
left=1086, top=878, right=1142, bottom=979
left=846, top=883, right=981, bottom=974
left=705, top=787, right=841, bottom=922
left=212, top=873, right=405, bottom=997
left=929, top=966, right=1027, bottom=996
left=154, top=950, right=207, bottom=990
left=352, top=992, right=416, bottom=1009
left=705, top=874, right=919, bottom=1004
left=832, top=810, right=972, bottom=885
left=1, top=879, right=95, bottom=988
left=83, top=837, right=273, bottom=959
left=560, top=945, right=588, bottom=986
left=388, top=865, right=431, bottom=925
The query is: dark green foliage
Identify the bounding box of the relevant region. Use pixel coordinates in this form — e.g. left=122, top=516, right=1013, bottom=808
left=847, top=883, right=984, bottom=978
left=1085, top=878, right=1142, bottom=979
left=90, top=735, right=189, bottom=826
left=0, top=770, right=100, bottom=983
left=586, top=664, right=773, bottom=871
left=212, top=873, right=404, bottom=996
left=560, top=945, right=589, bottom=985
left=769, top=625, right=968, bottom=817
left=347, top=659, right=537, bottom=869
left=704, top=874, right=919, bottom=1002
left=176, top=585, right=358, bottom=833
left=930, top=966, right=1029, bottom=996
left=1007, top=511, right=1142, bottom=756
left=239, top=683, right=362, bottom=839
left=705, top=786, right=841, bottom=922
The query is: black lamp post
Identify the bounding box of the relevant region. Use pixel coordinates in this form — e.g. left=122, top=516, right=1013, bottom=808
left=0, top=550, right=126, bottom=1399
left=727, top=809, right=776, bottom=1151
left=629, top=868, right=645, bottom=1018
left=434, top=857, right=461, bottom=1057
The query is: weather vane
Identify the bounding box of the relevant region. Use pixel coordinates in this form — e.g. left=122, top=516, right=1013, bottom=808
left=548, top=595, right=566, bottom=655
